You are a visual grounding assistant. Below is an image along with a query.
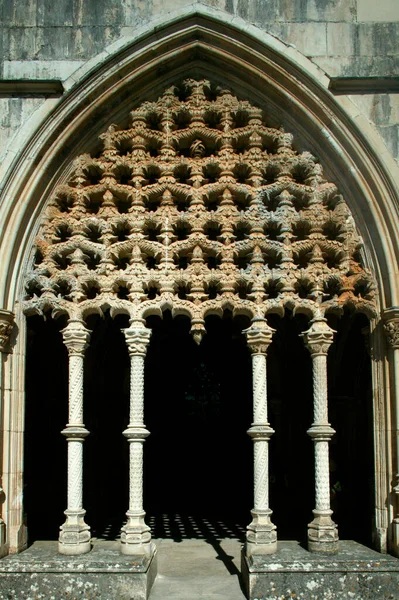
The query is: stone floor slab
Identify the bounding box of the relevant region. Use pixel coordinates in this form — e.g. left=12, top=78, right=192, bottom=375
left=149, top=538, right=246, bottom=599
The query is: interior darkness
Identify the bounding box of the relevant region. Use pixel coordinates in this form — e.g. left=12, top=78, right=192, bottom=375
left=326, top=310, right=374, bottom=546
left=24, top=309, right=373, bottom=545
left=144, top=311, right=253, bottom=538
left=25, top=315, right=68, bottom=541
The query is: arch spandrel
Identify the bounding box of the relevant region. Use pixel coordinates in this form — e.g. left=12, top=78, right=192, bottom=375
left=24, top=80, right=377, bottom=340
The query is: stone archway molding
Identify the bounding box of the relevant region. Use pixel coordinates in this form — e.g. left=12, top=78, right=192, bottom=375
left=0, top=5, right=399, bottom=310
left=0, top=6, right=397, bottom=556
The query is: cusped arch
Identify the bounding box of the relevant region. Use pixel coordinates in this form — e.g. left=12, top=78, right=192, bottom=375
left=23, top=79, right=377, bottom=342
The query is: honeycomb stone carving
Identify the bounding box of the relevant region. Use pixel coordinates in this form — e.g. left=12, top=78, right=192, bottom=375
left=24, top=79, right=377, bottom=340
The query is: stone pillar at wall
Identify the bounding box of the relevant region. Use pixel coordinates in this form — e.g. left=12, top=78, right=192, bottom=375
left=383, top=307, right=399, bottom=557
left=244, top=318, right=277, bottom=556
left=0, top=310, right=14, bottom=558
left=120, top=323, right=153, bottom=556
left=302, top=316, right=338, bottom=553
left=58, top=320, right=91, bottom=555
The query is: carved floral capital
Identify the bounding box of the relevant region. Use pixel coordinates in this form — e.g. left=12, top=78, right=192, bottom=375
left=244, top=319, right=275, bottom=354
left=302, top=318, right=335, bottom=356
left=383, top=319, right=399, bottom=349
left=62, top=320, right=91, bottom=355
left=124, top=326, right=151, bottom=356
left=0, top=310, right=15, bottom=353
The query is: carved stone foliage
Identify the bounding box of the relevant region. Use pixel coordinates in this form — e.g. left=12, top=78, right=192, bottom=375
left=0, top=310, right=14, bottom=353
left=384, top=320, right=399, bottom=349
left=24, top=80, right=376, bottom=341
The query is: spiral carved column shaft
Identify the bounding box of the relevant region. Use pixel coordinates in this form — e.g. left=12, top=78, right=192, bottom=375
left=120, top=325, right=153, bottom=556
left=58, top=320, right=90, bottom=556
left=303, top=317, right=338, bottom=553
left=245, top=319, right=277, bottom=556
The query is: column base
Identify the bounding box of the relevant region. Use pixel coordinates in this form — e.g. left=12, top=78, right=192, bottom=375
left=245, top=509, right=277, bottom=556
left=308, top=510, right=338, bottom=554
left=0, top=519, right=7, bottom=558
left=391, top=518, right=399, bottom=557
left=120, top=511, right=153, bottom=555
left=58, top=509, right=91, bottom=555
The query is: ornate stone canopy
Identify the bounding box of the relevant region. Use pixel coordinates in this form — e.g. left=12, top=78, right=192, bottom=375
left=24, top=79, right=377, bottom=339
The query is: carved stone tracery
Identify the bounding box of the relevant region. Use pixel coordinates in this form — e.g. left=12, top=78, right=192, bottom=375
left=24, top=79, right=376, bottom=337
left=22, top=79, right=379, bottom=557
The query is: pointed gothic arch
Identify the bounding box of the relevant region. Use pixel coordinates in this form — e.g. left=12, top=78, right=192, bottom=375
left=0, top=11, right=397, bottom=566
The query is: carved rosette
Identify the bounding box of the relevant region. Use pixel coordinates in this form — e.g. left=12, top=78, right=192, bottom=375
left=0, top=310, right=14, bottom=353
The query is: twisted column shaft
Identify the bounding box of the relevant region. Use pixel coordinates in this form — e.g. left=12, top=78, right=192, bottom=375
left=59, top=320, right=90, bottom=555
left=303, top=317, right=338, bottom=553
left=120, top=324, right=153, bottom=555
left=244, top=318, right=277, bottom=556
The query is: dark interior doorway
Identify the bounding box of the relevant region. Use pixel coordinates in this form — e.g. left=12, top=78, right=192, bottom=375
left=144, top=311, right=253, bottom=539
left=24, top=309, right=373, bottom=546
left=327, top=311, right=374, bottom=546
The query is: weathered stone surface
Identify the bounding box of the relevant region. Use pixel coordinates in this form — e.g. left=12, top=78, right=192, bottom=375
left=242, top=541, right=399, bottom=600
left=0, top=0, right=397, bottom=164
left=0, top=540, right=157, bottom=600
left=357, top=0, right=399, bottom=22
left=23, top=79, right=377, bottom=330
left=4, top=26, right=121, bottom=61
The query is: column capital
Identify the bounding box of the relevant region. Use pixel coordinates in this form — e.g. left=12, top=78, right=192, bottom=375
left=302, top=318, right=335, bottom=356
left=383, top=307, right=399, bottom=348
left=0, top=309, right=14, bottom=353
left=244, top=318, right=275, bottom=354
left=124, top=326, right=151, bottom=356
left=62, top=320, right=90, bottom=355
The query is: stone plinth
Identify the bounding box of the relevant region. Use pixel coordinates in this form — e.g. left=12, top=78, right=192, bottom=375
left=242, top=540, right=399, bottom=600
left=0, top=540, right=157, bottom=600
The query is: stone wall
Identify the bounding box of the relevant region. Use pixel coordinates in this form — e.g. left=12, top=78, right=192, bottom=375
left=0, top=0, right=398, bottom=164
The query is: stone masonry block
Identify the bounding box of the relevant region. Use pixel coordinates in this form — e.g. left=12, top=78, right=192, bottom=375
left=327, top=23, right=356, bottom=56
left=358, top=23, right=399, bottom=57
left=357, top=0, right=399, bottom=22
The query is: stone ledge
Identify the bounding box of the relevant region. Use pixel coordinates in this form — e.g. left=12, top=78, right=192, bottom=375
left=242, top=541, right=399, bottom=600
left=329, top=77, right=399, bottom=95
left=0, top=541, right=157, bottom=600
left=0, top=79, right=64, bottom=97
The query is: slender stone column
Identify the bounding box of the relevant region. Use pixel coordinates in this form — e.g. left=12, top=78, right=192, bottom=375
left=58, top=320, right=91, bottom=555
left=244, top=318, right=277, bottom=555
left=383, top=308, right=399, bottom=556
left=120, top=323, right=153, bottom=555
left=302, top=317, right=338, bottom=553
left=0, top=310, right=14, bottom=558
